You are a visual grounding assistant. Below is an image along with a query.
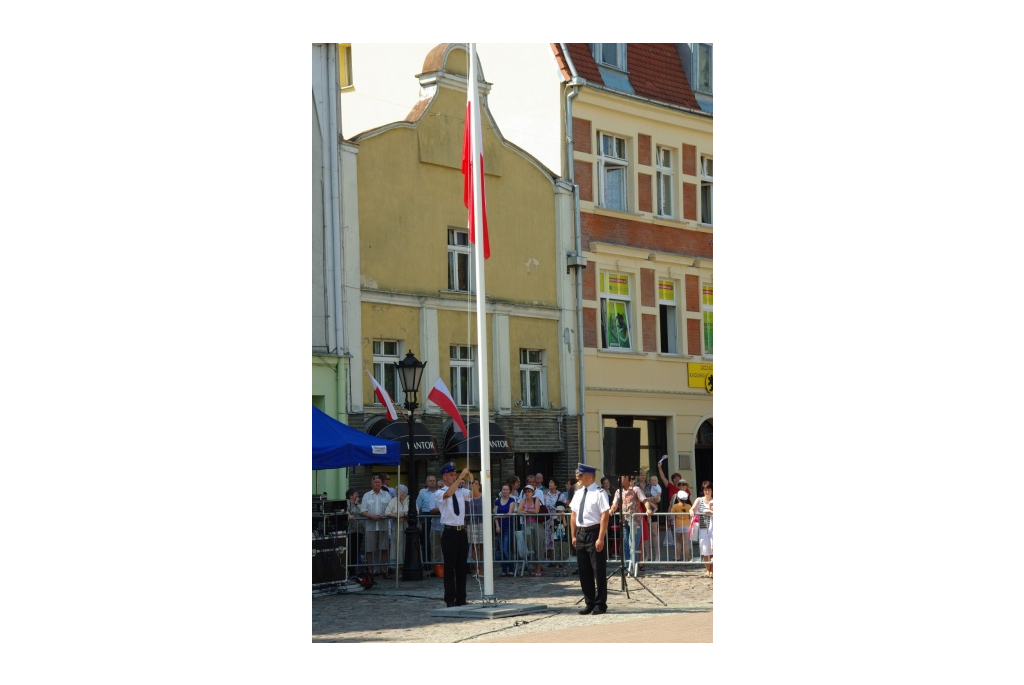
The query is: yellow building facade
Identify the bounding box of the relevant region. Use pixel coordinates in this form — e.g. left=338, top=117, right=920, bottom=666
left=349, top=44, right=580, bottom=498
left=554, top=43, right=714, bottom=488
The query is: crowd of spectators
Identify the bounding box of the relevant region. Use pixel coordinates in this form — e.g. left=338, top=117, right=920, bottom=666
left=338, top=466, right=712, bottom=580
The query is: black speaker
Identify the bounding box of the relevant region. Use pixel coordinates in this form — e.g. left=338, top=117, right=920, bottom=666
left=603, top=427, right=640, bottom=476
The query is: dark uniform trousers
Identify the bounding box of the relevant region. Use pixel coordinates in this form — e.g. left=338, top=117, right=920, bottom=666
left=576, top=525, right=607, bottom=609
left=441, top=526, right=469, bottom=606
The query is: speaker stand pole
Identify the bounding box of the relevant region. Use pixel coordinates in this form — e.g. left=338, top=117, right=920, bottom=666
left=577, top=516, right=671, bottom=606
left=574, top=513, right=667, bottom=607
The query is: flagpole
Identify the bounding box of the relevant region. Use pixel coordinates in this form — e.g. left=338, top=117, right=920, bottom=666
left=468, top=42, right=494, bottom=599
left=395, top=445, right=401, bottom=587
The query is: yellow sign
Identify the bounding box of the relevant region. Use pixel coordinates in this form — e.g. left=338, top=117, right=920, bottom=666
left=658, top=279, right=675, bottom=302
left=688, top=362, right=713, bottom=394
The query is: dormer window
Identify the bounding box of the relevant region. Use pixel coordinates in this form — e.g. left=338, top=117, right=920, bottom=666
left=694, top=43, right=712, bottom=94
left=593, top=43, right=626, bottom=71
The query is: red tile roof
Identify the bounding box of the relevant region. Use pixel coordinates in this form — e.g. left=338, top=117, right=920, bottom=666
left=555, top=43, right=700, bottom=111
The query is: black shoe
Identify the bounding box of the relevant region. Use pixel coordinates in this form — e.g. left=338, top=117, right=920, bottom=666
left=578, top=605, right=595, bottom=615
left=593, top=606, right=607, bottom=615
left=445, top=602, right=454, bottom=608
left=454, top=600, right=467, bottom=606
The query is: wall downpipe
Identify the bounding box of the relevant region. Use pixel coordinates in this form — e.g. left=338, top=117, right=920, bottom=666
left=563, top=49, right=587, bottom=463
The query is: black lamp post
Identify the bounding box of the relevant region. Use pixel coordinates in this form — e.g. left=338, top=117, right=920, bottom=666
left=395, top=350, right=426, bottom=581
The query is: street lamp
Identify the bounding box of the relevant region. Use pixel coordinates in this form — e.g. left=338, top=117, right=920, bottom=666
left=395, top=350, right=426, bottom=581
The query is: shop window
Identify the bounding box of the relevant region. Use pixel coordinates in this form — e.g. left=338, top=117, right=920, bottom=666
left=600, top=272, right=633, bottom=351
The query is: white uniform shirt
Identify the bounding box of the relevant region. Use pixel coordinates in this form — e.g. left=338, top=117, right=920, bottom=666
left=570, top=483, right=610, bottom=527
left=435, top=485, right=470, bottom=526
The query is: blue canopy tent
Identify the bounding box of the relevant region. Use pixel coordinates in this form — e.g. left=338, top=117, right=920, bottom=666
left=312, top=406, right=401, bottom=470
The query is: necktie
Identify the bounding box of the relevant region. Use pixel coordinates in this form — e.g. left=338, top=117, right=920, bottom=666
left=577, top=486, right=587, bottom=524
left=452, top=490, right=460, bottom=517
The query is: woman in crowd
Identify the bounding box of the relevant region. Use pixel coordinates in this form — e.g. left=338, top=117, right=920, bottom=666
left=541, top=478, right=564, bottom=566
left=506, top=475, right=521, bottom=502
left=467, top=480, right=484, bottom=577
left=493, top=483, right=516, bottom=577
left=692, top=480, right=713, bottom=577
left=517, top=483, right=545, bottom=576
left=563, top=476, right=577, bottom=506
left=345, top=488, right=363, bottom=568
left=551, top=503, right=570, bottom=574
left=670, top=489, right=692, bottom=561
left=383, top=484, right=409, bottom=579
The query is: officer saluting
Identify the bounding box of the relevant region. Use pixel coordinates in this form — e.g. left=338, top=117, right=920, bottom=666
left=569, top=462, right=611, bottom=615
left=435, top=462, right=474, bottom=607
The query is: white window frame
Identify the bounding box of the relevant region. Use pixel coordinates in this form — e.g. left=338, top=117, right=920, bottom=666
left=449, top=344, right=477, bottom=407
left=599, top=272, right=634, bottom=352
left=656, top=146, right=674, bottom=219
left=519, top=349, right=546, bottom=408
left=657, top=279, right=678, bottom=354
left=372, top=339, right=401, bottom=404
left=700, top=156, right=713, bottom=225
left=447, top=228, right=474, bottom=292
left=598, top=132, right=629, bottom=212
left=339, top=43, right=354, bottom=90
left=701, top=284, right=713, bottom=359
left=593, top=43, right=627, bottom=70
left=693, top=43, right=712, bottom=94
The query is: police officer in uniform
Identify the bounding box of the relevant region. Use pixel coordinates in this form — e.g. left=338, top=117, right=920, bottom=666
left=435, top=462, right=474, bottom=607
left=569, top=463, right=611, bottom=614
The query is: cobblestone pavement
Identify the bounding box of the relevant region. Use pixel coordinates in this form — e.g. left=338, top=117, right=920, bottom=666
left=312, top=565, right=713, bottom=643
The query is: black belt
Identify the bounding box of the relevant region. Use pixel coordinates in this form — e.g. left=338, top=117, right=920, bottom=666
left=442, top=525, right=466, bottom=531
left=578, top=524, right=601, bottom=531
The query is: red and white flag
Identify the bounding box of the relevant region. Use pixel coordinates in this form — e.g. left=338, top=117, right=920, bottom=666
left=462, top=51, right=490, bottom=259
left=366, top=371, right=400, bottom=421
left=427, top=378, right=469, bottom=437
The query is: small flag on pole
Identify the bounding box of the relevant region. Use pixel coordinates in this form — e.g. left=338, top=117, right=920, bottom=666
left=428, top=378, right=469, bottom=437
left=462, top=65, right=490, bottom=259
left=366, top=371, right=400, bottom=421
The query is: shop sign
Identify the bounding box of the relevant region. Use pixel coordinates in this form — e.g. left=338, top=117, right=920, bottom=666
left=687, top=362, right=713, bottom=394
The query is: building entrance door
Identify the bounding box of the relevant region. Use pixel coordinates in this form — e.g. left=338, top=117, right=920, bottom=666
left=695, top=419, right=713, bottom=488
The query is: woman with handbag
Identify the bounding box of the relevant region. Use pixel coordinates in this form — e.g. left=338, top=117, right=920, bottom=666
left=467, top=481, right=484, bottom=577
left=517, top=484, right=545, bottom=576
left=542, top=478, right=564, bottom=567
left=691, top=481, right=713, bottom=577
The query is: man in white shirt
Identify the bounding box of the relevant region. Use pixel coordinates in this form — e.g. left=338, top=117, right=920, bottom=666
left=569, top=463, right=610, bottom=615
left=435, top=462, right=475, bottom=607
left=610, top=475, right=647, bottom=574
left=360, top=476, right=392, bottom=575
left=416, top=474, right=442, bottom=567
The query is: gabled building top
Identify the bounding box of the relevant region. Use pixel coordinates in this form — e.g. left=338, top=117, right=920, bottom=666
left=552, top=43, right=701, bottom=112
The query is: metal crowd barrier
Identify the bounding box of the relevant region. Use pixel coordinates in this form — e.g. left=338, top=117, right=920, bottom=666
left=341, top=510, right=708, bottom=578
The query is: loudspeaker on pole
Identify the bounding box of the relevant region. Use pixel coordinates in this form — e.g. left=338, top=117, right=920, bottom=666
left=603, top=427, right=640, bottom=476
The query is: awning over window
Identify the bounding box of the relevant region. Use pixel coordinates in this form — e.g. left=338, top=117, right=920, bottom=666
left=364, top=416, right=439, bottom=458
left=442, top=419, right=513, bottom=456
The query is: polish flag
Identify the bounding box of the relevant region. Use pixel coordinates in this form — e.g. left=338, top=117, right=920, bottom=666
left=366, top=371, right=400, bottom=421
left=427, top=378, right=468, bottom=437
left=462, top=72, right=490, bottom=259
